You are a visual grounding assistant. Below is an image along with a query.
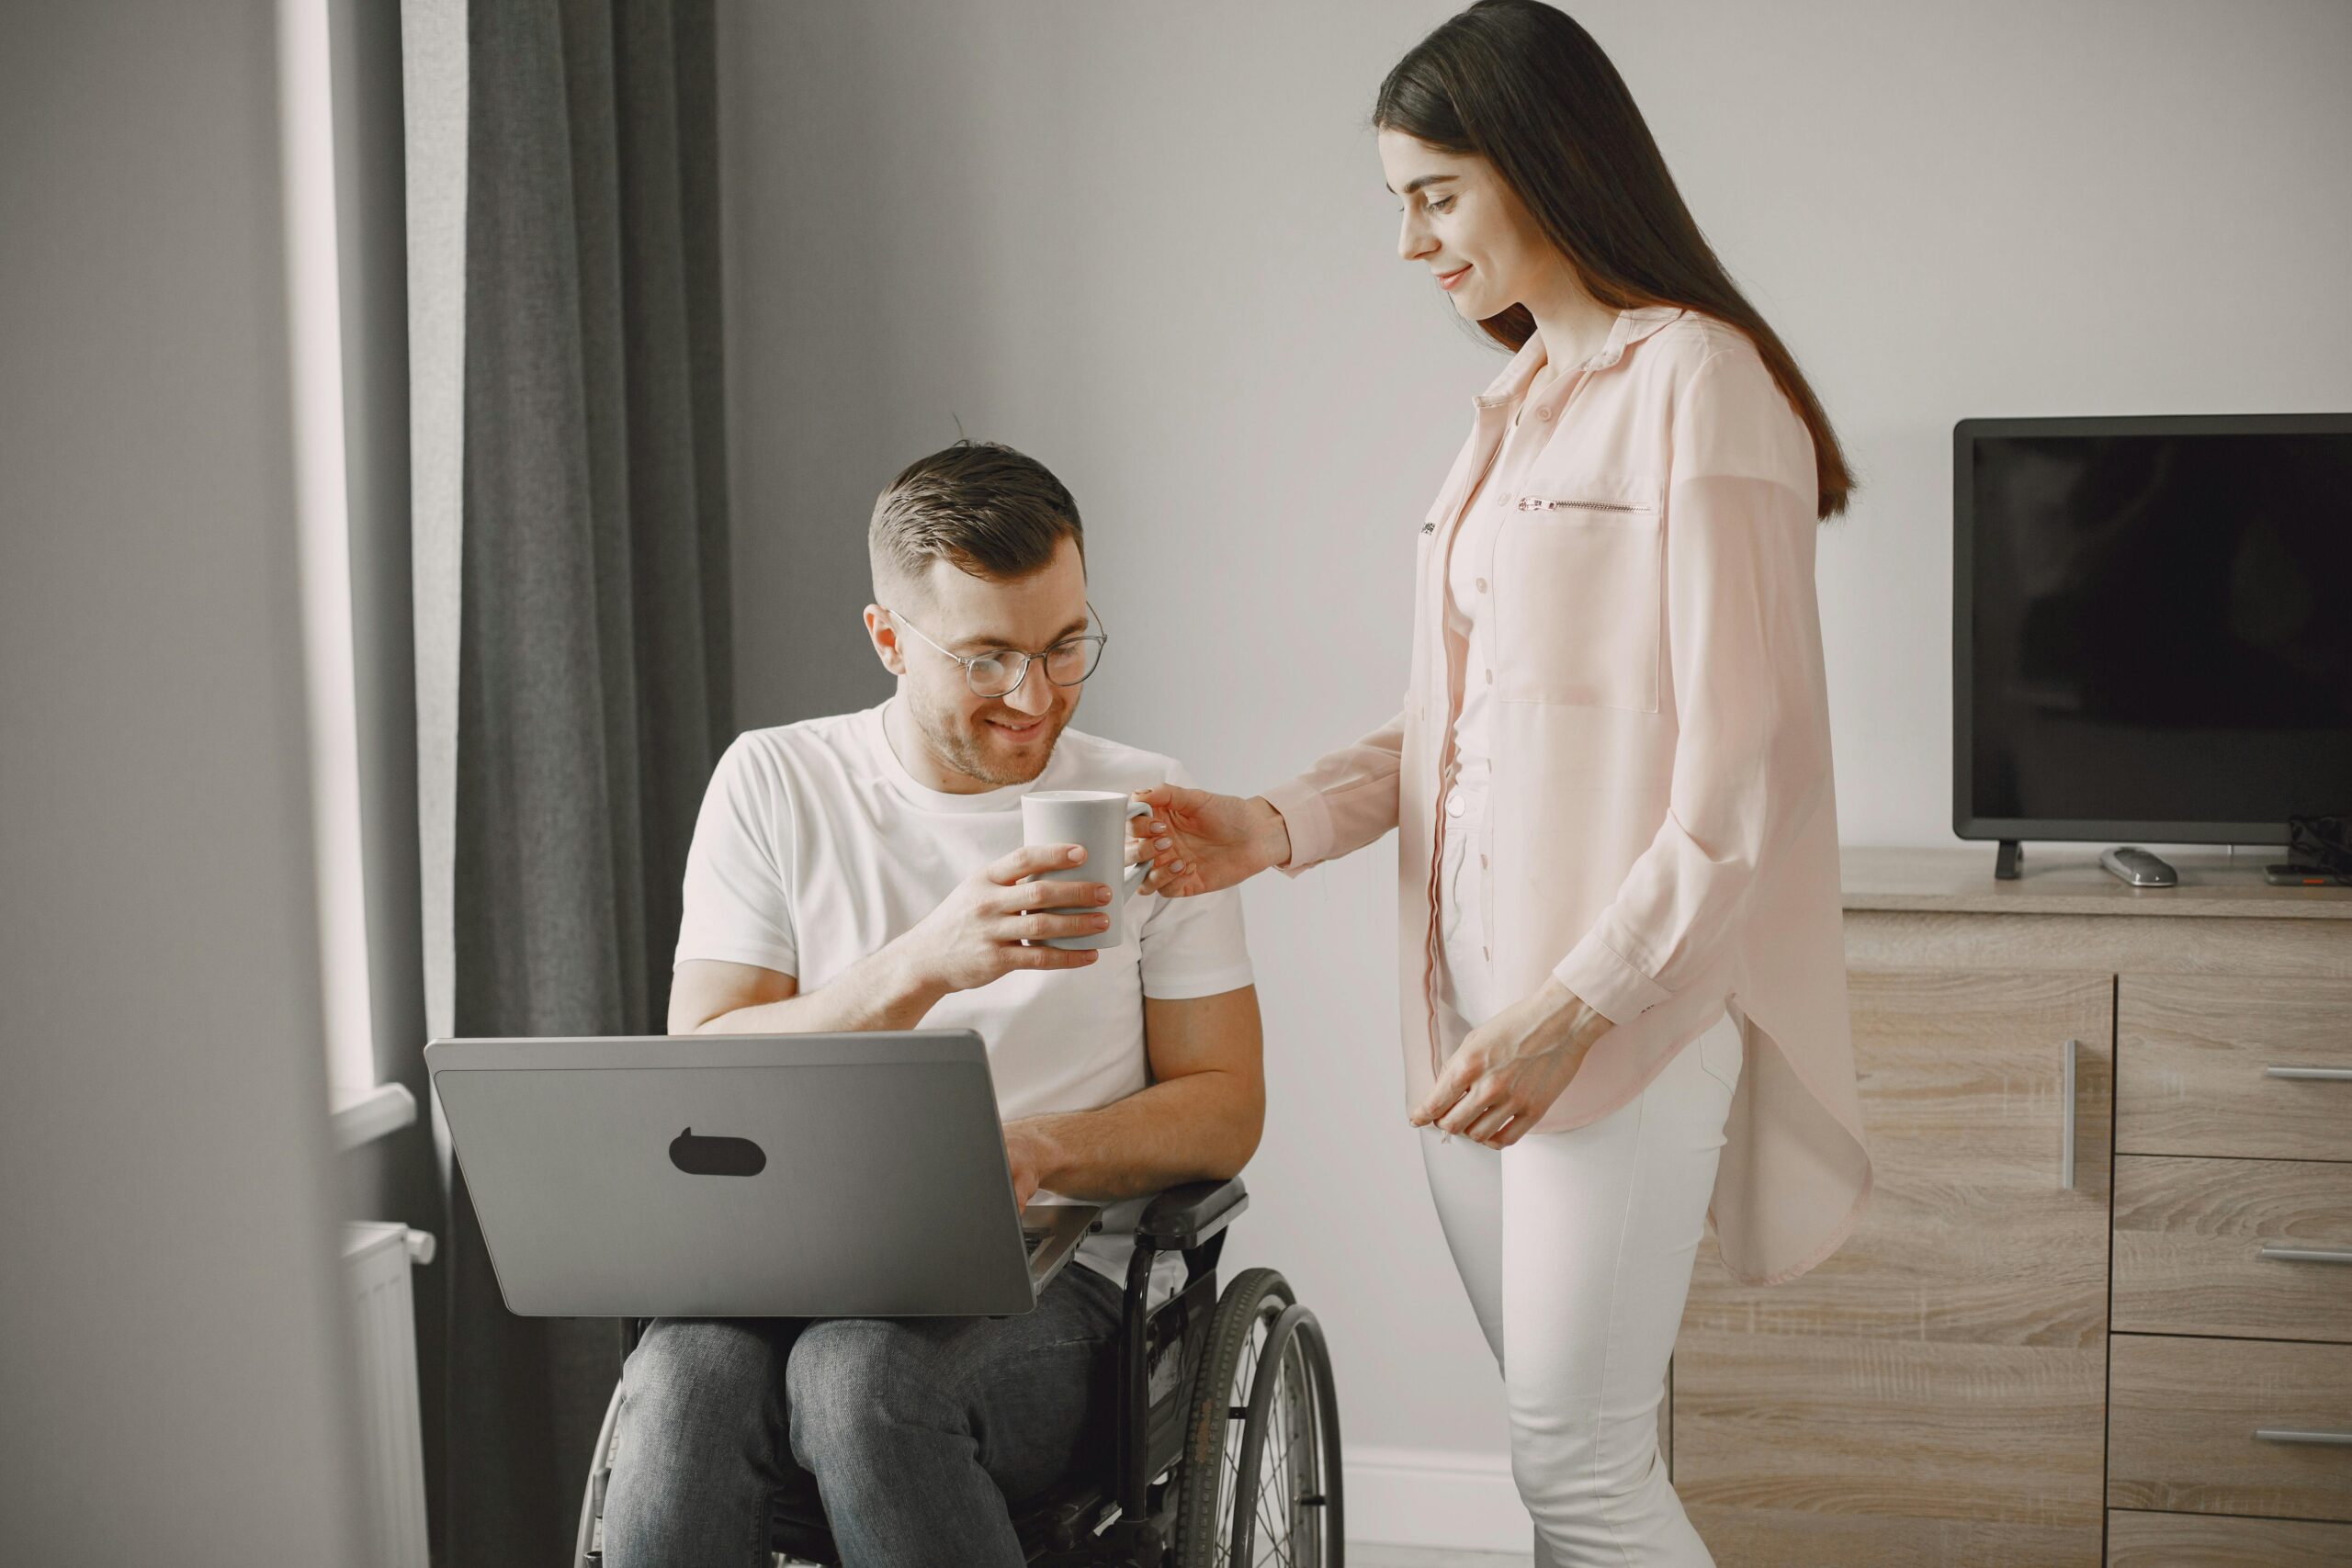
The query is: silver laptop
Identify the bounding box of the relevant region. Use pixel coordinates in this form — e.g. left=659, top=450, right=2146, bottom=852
left=424, top=1031, right=1100, bottom=1318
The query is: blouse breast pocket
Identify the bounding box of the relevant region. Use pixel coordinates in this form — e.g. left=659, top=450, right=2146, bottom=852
left=1491, top=479, right=1664, bottom=712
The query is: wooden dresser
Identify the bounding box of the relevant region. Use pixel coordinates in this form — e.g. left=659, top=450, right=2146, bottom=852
left=1664, top=846, right=2352, bottom=1567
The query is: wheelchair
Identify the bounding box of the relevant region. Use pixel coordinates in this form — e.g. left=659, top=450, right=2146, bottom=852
left=576, top=1179, right=1343, bottom=1567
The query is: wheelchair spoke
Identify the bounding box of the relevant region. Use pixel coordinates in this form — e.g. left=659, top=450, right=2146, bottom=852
left=1259, top=1456, right=1294, bottom=1568
left=1264, top=1453, right=1288, bottom=1549
left=1217, top=1301, right=1283, bottom=1562
left=1248, top=1337, right=1300, bottom=1568
left=1264, top=1331, right=1329, bottom=1568
left=1257, top=1498, right=1288, bottom=1566
left=1265, top=1373, right=1292, bottom=1540
left=1290, top=1341, right=1321, bottom=1567
left=1276, top=1343, right=1311, bottom=1566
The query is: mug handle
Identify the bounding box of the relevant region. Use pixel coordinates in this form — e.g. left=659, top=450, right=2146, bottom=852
left=1123, top=799, right=1151, bottom=892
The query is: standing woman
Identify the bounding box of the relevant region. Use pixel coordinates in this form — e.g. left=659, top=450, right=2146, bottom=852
left=1134, top=3, right=1872, bottom=1562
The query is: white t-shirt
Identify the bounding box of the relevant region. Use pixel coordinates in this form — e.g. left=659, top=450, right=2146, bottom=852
left=673, top=699, right=1255, bottom=1295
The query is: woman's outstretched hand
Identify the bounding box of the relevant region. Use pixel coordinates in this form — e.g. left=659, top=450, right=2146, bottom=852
left=1128, top=785, right=1293, bottom=897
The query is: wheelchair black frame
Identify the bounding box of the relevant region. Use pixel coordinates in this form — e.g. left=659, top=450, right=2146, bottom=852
left=1050, top=1179, right=1250, bottom=1563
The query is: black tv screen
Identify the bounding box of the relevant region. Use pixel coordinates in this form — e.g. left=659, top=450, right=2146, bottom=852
left=1954, top=414, right=2352, bottom=844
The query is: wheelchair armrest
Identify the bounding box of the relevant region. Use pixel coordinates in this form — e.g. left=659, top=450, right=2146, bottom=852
left=1135, top=1178, right=1248, bottom=1252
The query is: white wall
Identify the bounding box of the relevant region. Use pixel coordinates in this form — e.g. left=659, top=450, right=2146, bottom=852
left=1, top=6, right=364, bottom=1562
left=714, top=0, right=2352, bottom=1509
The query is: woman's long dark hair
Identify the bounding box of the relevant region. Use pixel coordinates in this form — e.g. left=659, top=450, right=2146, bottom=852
left=1376, top=0, right=1853, bottom=519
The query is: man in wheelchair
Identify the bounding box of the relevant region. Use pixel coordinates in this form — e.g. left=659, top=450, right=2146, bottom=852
left=599, top=441, right=1265, bottom=1568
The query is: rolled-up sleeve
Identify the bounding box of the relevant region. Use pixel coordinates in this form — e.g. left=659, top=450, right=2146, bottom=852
left=1554, top=349, right=1830, bottom=1024
left=1261, top=707, right=1407, bottom=874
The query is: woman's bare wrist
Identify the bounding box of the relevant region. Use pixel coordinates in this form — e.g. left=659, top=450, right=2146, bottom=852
left=1249, top=796, right=1293, bottom=873
left=1535, top=977, right=1610, bottom=1052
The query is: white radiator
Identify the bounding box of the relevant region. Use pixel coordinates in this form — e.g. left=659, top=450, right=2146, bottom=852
left=342, top=1222, right=435, bottom=1568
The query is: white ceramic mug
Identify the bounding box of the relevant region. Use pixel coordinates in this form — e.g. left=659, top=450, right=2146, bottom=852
left=1019, top=790, right=1151, bottom=951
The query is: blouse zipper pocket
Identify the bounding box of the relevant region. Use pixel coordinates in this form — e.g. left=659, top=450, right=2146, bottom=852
left=1514, top=496, right=1655, bottom=514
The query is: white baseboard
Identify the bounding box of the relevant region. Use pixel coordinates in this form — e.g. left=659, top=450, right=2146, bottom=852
left=1341, top=1445, right=1532, bottom=1551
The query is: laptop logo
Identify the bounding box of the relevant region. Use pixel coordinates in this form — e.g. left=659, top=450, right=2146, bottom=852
left=669, top=1126, right=767, bottom=1178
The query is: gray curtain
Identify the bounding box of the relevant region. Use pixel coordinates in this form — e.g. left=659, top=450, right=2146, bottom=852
left=440, top=1, right=730, bottom=1562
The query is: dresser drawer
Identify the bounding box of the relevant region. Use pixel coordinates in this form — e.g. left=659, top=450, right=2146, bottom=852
left=2109, top=1335, right=2352, bottom=1522
left=2113, top=1156, right=2352, bottom=1343
left=2117, top=976, right=2352, bottom=1161
left=2109, top=1508, right=2352, bottom=1566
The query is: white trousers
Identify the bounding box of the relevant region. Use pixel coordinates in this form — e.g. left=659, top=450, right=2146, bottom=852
left=1428, top=799, right=1739, bottom=1567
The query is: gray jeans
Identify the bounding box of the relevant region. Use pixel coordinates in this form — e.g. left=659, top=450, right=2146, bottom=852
left=600, top=1265, right=1124, bottom=1568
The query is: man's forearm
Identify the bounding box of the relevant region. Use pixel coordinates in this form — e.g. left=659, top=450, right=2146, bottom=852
left=1012, top=1069, right=1262, bottom=1204
left=691, top=942, right=947, bottom=1035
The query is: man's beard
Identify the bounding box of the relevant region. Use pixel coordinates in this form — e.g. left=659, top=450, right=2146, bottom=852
left=906, top=685, right=1068, bottom=788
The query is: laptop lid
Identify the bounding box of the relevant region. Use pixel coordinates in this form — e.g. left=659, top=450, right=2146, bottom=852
left=424, top=1031, right=1092, bottom=1318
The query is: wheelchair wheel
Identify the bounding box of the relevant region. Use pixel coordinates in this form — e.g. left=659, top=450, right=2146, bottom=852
left=1171, top=1267, right=1343, bottom=1568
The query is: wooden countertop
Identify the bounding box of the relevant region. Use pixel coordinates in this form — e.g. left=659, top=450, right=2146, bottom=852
left=1840, top=845, right=2352, bottom=921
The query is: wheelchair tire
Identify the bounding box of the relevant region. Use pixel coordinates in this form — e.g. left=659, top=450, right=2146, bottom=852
left=1171, top=1267, right=1343, bottom=1568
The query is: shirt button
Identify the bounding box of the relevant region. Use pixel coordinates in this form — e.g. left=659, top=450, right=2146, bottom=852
left=1536, top=405, right=1554, bottom=421
left=1446, top=794, right=1465, bottom=819
left=1485, top=669, right=1494, bottom=684
left=1475, top=577, right=1487, bottom=593
left=1480, top=853, right=1489, bottom=869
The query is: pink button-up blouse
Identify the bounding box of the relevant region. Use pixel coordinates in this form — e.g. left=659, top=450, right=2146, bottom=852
left=1263, top=306, right=1871, bottom=1287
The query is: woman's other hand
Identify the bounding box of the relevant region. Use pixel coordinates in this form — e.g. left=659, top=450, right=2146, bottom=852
left=1129, top=784, right=1292, bottom=897
left=1410, top=978, right=1612, bottom=1148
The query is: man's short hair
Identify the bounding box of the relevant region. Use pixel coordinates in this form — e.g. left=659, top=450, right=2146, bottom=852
left=868, top=441, right=1085, bottom=600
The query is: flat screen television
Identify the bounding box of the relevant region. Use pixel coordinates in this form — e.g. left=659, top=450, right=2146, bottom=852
left=1953, top=413, right=2352, bottom=862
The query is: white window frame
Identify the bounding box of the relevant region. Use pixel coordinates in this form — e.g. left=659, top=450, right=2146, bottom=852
left=280, top=0, right=415, bottom=1151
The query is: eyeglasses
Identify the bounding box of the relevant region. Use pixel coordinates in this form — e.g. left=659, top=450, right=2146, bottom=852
left=886, top=604, right=1109, bottom=698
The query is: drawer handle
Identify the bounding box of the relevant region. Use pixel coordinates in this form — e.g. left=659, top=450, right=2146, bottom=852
left=2060, top=1037, right=2077, bottom=1190
left=2256, top=1428, right=2352, bottom=1447
left=2266, top=1065, right=2352, bottom=1081
left=2259, top=1244, right=2352, bottom=1265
